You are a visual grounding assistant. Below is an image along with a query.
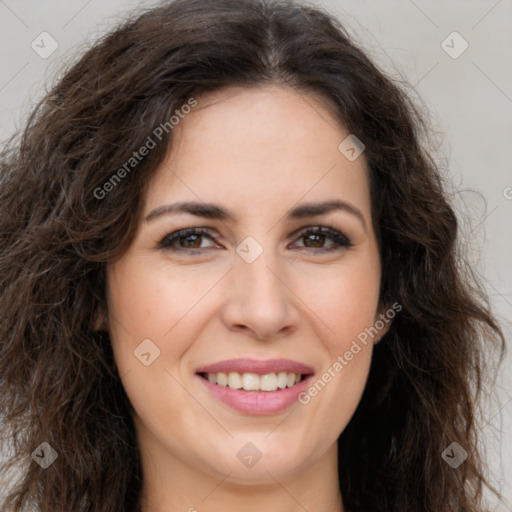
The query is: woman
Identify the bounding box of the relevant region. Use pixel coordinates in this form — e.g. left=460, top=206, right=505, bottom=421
left=0, top=0, right=505, bottom=511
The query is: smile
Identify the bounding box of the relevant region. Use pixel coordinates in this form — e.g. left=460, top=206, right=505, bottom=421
left=195, top=358, right=315, bottom=415
left=198, top=371, right=306, bottom=391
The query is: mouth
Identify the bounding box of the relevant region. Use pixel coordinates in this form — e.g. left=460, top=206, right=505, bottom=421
left=195, top=358, right=315, bottom=415
left=197, top=371, right=310, bottom=392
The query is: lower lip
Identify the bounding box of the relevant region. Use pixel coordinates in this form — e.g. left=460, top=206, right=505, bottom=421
left=197, top=375, right=314, bottom=415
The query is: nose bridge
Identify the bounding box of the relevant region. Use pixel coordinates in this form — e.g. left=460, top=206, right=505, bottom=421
left=240, top=245, right=280, bottom=296
left=236, top=240, right=284, bottom=307
left=221, top=237, right=298, bottom=339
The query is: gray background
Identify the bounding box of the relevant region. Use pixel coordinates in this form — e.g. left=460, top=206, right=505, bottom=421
left=0, top=0, right=510, bottom=508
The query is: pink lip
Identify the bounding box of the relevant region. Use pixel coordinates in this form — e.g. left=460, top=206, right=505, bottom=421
left=197, top=374, right=314, bottom=415
left=195, top=358, right=315, bottom=415
left=196, top=358, right=314, bottom=375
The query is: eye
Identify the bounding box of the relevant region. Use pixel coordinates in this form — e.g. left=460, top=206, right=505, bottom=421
left=290, top=226, right=353, bottom=252
left=159, top=228, right=220, bottom=251
left=158, top=225, right=353, bottom=253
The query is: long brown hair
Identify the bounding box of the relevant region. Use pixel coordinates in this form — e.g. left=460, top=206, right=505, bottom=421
left=0, top=0, right=505, bottom=510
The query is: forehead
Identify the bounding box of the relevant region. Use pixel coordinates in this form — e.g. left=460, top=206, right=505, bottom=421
left=144, top=85, right=371, bottom=221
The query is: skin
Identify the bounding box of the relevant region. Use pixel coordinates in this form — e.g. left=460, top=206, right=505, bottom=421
left=104, top=85, right=389, bottom=512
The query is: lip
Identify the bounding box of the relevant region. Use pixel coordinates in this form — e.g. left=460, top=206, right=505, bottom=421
left=197, top=374, right=314, bottom=415
left=195, top=358, right=315, bottom=415
left=196, top=358, right=314, bottom=375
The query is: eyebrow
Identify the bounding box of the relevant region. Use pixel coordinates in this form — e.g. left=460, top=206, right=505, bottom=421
left=144, top=199, right=367, bottom=230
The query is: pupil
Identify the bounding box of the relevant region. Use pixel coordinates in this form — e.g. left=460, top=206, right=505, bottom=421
left=182, top=235, right=201, bottom=248
left=179, top=233, right=326, bottom=249
left=305, top=234, right=324, bottom=248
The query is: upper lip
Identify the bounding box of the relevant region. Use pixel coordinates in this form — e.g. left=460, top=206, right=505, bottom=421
left=196, top=358, right=314, bottom=375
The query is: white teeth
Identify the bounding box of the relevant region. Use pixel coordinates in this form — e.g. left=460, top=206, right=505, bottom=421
left=216, top=372, right=228, bottom=387
left=277, top=371, right=288, bottom=389
left=260, top=373, right=278, bottom=391
left=204, top=371, right=303, bottom=391
left=228, top=372, right=243, bottom=389
left=242, top=373, right=260, bottom=391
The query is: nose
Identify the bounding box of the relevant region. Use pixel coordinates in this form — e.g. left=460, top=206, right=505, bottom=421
left=219, top=245, right=301, bottom=341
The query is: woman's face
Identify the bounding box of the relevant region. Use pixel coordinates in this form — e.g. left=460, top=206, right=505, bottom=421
left=105, top=85, right=387, bottom=485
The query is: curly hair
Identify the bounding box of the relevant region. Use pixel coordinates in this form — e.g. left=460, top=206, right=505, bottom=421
left=0, top=0, right=505, bottom=511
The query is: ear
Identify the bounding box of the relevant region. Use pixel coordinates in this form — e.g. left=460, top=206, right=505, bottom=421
left=372, top=302, right=400, bottom=344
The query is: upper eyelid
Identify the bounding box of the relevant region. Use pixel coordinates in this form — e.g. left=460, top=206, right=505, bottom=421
left=159, top=225, right=351, bottom=247
left=161, top=225, right=344, bottom=239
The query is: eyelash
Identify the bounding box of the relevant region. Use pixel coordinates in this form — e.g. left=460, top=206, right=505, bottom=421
left=158, top=226, right=353, bottom=253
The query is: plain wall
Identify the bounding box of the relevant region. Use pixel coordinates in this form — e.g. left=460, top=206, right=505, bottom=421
left=1, top=0, right=510, bottom=508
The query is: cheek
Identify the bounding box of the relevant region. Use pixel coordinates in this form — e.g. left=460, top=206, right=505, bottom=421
left=105, top=261, right=212, bottom=441
left=293, top=260, right=379, bottom=422
left=105, top=259, right=229, bottom=372
left=107, top=260, right=197, bottom=339
left=105, top=260, right=173, bottom=373
left=296, top=258, right=381, bottom=351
